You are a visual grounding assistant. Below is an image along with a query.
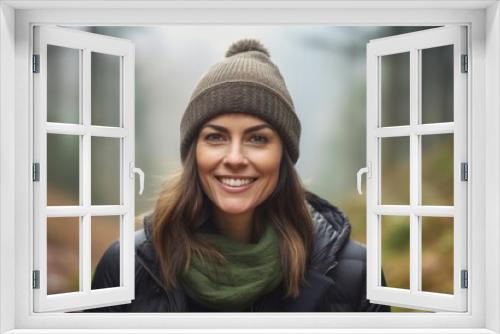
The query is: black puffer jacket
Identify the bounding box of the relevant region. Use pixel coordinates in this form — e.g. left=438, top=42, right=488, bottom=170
left=86, top=192, right=390, bottom=312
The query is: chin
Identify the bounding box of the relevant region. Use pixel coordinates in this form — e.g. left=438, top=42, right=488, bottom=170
left=216, top=201, right=254, bottom=215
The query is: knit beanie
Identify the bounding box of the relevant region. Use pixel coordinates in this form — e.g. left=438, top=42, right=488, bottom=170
left=179, top=38, right=301, bottom=164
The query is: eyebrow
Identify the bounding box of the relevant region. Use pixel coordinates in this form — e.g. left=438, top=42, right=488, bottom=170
left=202, top=123, right=273, bottom=134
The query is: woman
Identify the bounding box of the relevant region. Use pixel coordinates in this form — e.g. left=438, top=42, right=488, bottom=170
left=88, top=39, right=390, bottom=312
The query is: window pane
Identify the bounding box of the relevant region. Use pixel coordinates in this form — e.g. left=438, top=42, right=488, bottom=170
left=421, top=217, right=454, bottom=294
left=91, top=137, right=121, bottom=205
left=421, top=134, right=454, bottom=206
left=91, top=216, right=120, bottom=289
left=381, top=215, right=410, bottom=289
left=421, top=45, right=454, bottom=124
left=47, top=45, right=80, bottom=124
left=390, top=306, right=432, bottom=313
left=381, top=52, right=410, bottom=127
left=91, top=52, right=121, bottom=127
left=381, top=136, right=410, bottom=205
left=47, top=134, right=80, bottom=206
left=47, top=217, right=80, bottom=295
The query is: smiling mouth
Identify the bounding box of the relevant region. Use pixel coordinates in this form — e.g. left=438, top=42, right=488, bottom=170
left=215, top=176, right=258, bottom=188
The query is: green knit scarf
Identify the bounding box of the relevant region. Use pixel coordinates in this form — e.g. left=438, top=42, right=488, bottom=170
left=180, top=222, right=284, bottom=312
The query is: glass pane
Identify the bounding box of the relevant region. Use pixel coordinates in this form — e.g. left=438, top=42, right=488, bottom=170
left=47, top=45, right=80, bottom=124
left=381, top=52, right=410, bottom=127
left=47, top=217, right=80, bottom=294
left=47, top=134, right=80, bottom=206
left=91, top=216, right=121, bottom=289
left=91, top=52, right=121, bottom=127
left=421, top=134, right=454, bottom=206
left=381, top=215, right=410, bottom=289
left=421, top=45, right=454, bottom=124
left=381, top=136, right=410, bottom=205
left=91, top=137, right=121, bottom=205
left=390, top=306, right=432, bottom=313
left=421, top=217, right=454, bottom=294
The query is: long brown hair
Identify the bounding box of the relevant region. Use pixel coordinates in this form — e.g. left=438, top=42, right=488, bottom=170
left=151, top=142, right=314, bottom=298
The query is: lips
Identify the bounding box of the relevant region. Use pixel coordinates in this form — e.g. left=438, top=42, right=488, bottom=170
left=214, top=176, right=258, bottom=193
left=216, top=176, right=257, bottom=187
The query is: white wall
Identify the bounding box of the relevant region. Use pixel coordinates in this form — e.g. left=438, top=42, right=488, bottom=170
left=0, top=2, right=16, bottom=333
left=485, top=2, right=500, bottom=333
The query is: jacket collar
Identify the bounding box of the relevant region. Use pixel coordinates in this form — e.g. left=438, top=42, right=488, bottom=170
left=305, top=191, right=352, bottom=275
left=136, top=191, right=351, bottom=310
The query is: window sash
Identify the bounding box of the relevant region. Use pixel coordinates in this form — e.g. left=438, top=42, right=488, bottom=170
left=32, top=26, right=136, bottom=312
left=365, top=25, right=468, bottom=312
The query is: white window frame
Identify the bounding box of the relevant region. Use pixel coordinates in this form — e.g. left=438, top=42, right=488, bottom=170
left=365, top=26, right=468, bottom=312
left=0, top=1, right=499, bottom=333
left=32, top=26, right=136, bottom=312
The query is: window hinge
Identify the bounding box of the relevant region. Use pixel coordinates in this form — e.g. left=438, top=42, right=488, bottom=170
left=33, top=270, right=40, bottom=289
left=461, top=162, right=468, bottom=181
left=32, top=55, right=40, bottom=73
left=461, top=269, right=468, bottom=289
left=461, top=54, right=468, bottom=73
left=33, top=163, right=40, bottom=182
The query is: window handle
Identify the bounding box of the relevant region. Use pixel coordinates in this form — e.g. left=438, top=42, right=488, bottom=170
left=130, top=162, right=145, bottom=195
left=356, top=162, right=371, bottom=195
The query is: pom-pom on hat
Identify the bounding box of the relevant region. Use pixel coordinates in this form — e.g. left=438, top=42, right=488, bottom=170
left=179, top=38, right=301, bottom=164
left=225, top=39, right=270, bottom=57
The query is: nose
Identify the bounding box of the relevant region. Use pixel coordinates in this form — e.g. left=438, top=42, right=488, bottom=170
left=223, top=141, right=248, bottom=167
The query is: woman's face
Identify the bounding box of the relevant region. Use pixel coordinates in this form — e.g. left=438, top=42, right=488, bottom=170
left=196, top=113, right=283, bottom=217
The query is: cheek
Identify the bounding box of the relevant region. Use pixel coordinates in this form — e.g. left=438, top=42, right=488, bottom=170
left=258, top=149, right=282, bottom=189
left=268, top=163, right=281, bottom=190
left=196, top=145, right=215, bottom=192
left=196, top=144, right=217, bottom=173
left=196, top=143, right=222, bottom=165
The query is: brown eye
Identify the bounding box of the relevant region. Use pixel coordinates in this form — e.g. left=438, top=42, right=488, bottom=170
left=205, top=133, right=224, bottom=142
left=250, top=134, right=268, bottom=143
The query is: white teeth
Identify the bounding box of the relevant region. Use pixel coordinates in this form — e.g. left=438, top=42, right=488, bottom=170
left=219, top=177, right=255, bottom=187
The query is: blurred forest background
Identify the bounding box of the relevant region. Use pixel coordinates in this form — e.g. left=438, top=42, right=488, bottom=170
left=45, top=26, right=455, bottom=313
